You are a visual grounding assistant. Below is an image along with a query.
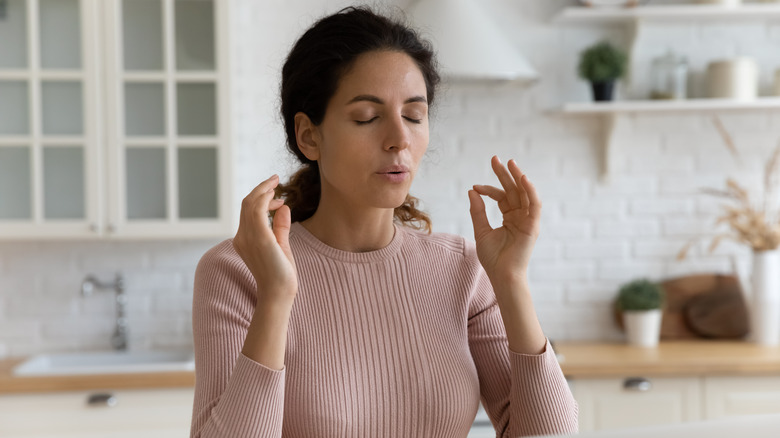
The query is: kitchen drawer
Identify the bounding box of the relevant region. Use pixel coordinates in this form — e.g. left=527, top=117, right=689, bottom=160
left=0, top=388, right=194, bottom=437
left=570, top=376, right=702, bottom=432
left=704, top=376, right=780, bottom=419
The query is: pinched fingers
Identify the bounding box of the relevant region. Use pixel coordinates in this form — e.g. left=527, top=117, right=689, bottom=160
left=472, top=184, right=511, bottom=212
left=241, top=175, right=281, bottom=223
left=491, top=156, right=524, bottom=209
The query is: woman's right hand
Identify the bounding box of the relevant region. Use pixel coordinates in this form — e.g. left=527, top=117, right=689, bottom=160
left=232, top=174, right=297, bottom=302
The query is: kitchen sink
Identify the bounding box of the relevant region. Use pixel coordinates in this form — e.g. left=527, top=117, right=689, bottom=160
left=12, top=350, right=195, bottom=376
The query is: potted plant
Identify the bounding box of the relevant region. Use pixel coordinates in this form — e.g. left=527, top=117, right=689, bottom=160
left=578, top=41, right=628, bottom=101
left=616, top=278, right=665, bottom=347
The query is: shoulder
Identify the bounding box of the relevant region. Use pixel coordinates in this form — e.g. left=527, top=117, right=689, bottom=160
left=197, top=239, right=247, bottom=274
left=194, top=239, right=255, bottom=296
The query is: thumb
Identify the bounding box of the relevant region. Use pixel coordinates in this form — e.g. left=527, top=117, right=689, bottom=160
left=272, top=204, right=292, bottom=253
left=468, top=190, right=492, bottom=241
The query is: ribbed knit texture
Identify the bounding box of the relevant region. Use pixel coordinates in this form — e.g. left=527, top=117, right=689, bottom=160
left=190, top=222, right=578, bottom=437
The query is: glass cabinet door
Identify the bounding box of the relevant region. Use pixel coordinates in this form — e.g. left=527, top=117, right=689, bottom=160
left=0, top=0, right=100, bottom=238
left=108, top=0, right=229, bottom=238
left=0, top=0, right=229, bottom=239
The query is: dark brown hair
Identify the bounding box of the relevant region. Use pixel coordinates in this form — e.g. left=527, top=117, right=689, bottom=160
left=276, top=6, right=440, bottom=232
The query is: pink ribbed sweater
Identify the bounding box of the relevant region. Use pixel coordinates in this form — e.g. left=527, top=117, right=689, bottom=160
left=190, top=222, right=578, bottom=437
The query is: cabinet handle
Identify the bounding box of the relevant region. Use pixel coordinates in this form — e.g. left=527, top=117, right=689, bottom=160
left=86, top=392, right=117, bottom=407
left=623, top=377, right=652, bottom=392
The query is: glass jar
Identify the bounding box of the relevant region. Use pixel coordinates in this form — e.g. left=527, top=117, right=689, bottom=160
left=650, top=51, right=688, bottom=100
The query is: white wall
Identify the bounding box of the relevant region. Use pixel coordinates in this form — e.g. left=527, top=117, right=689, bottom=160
left=3, top=0, right=780, bottom=357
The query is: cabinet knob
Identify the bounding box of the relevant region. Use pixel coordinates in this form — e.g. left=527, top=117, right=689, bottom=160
left=89, top=223, right=99, bottom=232
left=86, top=392, right=117, bottom=407
left=623, top=377, right=652, bottom=392
left=107, top=224, right=116, bottom=233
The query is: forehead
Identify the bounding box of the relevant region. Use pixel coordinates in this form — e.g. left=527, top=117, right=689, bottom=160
left=332, top=50, right=427, bottom=102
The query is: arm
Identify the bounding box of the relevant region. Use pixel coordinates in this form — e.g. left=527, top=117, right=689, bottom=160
left=467, top=262, right=577, bottom=437
left=467, top=156, right=578, bottom=436
left=190, top=248, right=287, bottom=438
left=190, top=175, right=297, bottom=437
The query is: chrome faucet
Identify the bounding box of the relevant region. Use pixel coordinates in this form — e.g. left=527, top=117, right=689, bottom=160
left=81, top=273, right=128, bottom=351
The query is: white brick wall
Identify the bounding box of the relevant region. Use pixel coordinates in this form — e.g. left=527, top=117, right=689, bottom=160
left=2, top=0, right=780, bottom=357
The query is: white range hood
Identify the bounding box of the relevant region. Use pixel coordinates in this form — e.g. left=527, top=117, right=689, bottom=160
left=406, top=0, right=538, bottom=82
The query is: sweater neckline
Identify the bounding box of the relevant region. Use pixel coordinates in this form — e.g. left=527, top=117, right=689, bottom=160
left=290, top=221, right=405, bottom=263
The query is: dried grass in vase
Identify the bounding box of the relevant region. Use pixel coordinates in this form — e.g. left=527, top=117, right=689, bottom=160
left=677, top=116, right=780, bottom=260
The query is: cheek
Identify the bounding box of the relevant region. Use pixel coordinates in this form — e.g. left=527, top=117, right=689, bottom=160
left=413, top=129, right=429, bottom=158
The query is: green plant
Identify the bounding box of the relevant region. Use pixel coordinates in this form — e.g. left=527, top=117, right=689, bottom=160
left=616, top=279, right=665, bottom=311
left=578, top=41, right=628, bottom=83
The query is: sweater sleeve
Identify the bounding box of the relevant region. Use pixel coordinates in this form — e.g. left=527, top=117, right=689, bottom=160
left=190, top=241, right=286, bottom=438
left=465, top=242, right=578, bottom=437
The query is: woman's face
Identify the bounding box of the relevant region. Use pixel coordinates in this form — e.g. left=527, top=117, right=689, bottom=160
left=307, top=50, right=430, bottom=212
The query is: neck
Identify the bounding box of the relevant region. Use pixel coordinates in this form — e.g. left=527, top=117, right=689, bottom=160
left=300, top=203, right=396, bottom=253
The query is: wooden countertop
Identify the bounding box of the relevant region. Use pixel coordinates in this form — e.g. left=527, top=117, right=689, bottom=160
left=555, top=340, right=780, bottom=378
left=0, top=357, right=195, bottom=394
left=4, top=341, right=780, bottom=393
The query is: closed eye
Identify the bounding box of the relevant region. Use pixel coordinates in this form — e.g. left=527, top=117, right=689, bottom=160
left=355, top=117, right=378, bottom=125
left=404, top=116, right=422, bottom=124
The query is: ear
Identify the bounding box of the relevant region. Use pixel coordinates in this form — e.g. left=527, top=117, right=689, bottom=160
left=294, top=112, right=321, bottom=161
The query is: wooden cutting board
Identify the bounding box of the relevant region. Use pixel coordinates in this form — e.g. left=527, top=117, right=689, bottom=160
left=614, top=274, right=750, bottom=339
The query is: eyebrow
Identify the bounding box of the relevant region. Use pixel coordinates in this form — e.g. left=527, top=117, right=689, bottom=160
left=347, top=94, right=428, bottom=105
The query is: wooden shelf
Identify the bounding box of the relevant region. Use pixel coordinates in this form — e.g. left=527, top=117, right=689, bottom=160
left=561, top=97, right=780, bottom=114
left=554, top=4, right=780, bottom=23
left=556, top=97, right=780, bottom=183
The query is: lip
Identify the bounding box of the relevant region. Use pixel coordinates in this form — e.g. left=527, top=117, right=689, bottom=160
left=376, top=164, right=410, bottom=183
left=376, top=164, right=410, bottom=174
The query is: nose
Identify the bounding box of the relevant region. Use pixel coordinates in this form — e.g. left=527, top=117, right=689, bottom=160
left=383, top=114, right=411, bottom=151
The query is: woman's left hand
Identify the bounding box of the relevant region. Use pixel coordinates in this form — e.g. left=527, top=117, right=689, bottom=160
left=468, top=156, right=542, bottom=286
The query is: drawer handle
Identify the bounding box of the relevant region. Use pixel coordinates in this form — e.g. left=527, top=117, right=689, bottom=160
left=87, top=392, right=117, bottom=407
left=623, top=377, right=652, bottom=392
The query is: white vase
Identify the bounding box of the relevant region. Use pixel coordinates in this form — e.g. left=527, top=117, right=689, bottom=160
left=623, top=309, right=663, bottom=348
left=751, top=250, right=780, bottom=346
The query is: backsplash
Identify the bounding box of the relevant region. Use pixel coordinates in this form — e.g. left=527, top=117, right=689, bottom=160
left=3, top=0, right=780, bottom=357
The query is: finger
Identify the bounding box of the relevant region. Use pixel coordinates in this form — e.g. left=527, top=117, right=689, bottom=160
left=508, top=159, right=530, bottom=210
left=468, top=189, right=493, bottom=241
left=473, top=184, right=511, bottom=212
left=272, top=204, right=293, bottom=254
left=239, top=188, right=278, bottom=235
left=268, top=198, right=285, bottom=210
left=521, top=174, right=542, bottom=218
left=472, top=184, right=505, bottom=201
left=491, top=156, right=523, bottom=209
left=246, top=174, right=280, bottom=200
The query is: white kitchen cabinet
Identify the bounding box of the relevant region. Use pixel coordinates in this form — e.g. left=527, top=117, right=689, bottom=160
left=0, top=387, right=194, bottom=437
left=571, top=375, right=780, bottom=432
left=570, top=376, right=702, bottom=432
left=704, top=376, right=780, bottom=419
left=0, top=0, right=231, bottom=240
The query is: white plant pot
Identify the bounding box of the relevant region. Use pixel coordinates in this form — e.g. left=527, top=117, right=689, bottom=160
left=751, top=250, right=780, bottom=346
left=623, top=310, right=663, bottom=348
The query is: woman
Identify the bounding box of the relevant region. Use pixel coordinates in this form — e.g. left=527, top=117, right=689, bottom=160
left=190, top=6, right=577, bottom=438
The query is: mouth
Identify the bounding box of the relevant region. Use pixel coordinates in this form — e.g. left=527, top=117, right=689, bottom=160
left=377, top=165, right=410, bottom=175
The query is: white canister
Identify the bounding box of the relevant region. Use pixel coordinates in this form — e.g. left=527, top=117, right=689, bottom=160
left=696, top=0, right=742, bottom=6
left=707, top=57, right=759, bottom=100
left=751, top=249, right=780, bottom=346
